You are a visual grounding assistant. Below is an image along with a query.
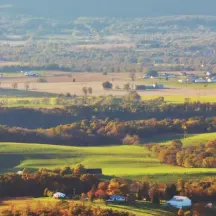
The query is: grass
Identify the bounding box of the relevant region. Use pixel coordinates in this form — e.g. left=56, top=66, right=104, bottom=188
left=138, top=78, right=216, bottom=89
left=148, top=132, right=216, bottom=147
left=142, top=95, right=216, bottom=104
left=0, top=133, right=215, bottom=182
left=0, top=97, right=61, bottom=108
left=0, top=198, right=176, bottom=216
left=0, top=88, right=57, bottom=98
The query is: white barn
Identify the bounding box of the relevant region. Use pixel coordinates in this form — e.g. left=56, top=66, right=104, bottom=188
left=194, top=78, right=206, bottom=83
left=53, top=192, right=66, bottom=199
left=107, top=195, right=126, bottom=202
left=166, top=196, right=192, bottom=209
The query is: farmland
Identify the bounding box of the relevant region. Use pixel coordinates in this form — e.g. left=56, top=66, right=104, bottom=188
left=0, top=71, right=215, bottom=107
left=0, top=198, right=176, bottom=216
left=1, top=11, right=216, bottom=216
left=0, top=132, right=215, bottom=182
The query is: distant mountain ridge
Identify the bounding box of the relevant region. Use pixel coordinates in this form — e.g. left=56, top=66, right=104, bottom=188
left=1, top=0, right=216, bottom=19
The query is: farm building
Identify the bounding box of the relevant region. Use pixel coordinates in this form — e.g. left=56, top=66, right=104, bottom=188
left=135, top=85, right=146, bottom=90
left=107, top=195, right=126, bottom=202
left=208, top=76, right=216, bottom=83
left=153, top=83, right=164, bottom=89
left=178, top=79, right=187, bottom=83
left=17, top=171, right=23, bottom=175
left=187, top=77, right=196, bottom=83
left=135, top=84, right=164, bottom=90
left=85, top=168, right=102, bottom=175
left=166, top=196, right=192, bottom=209
left=194, top=78, right=207, bottom=83
left=143, top=75, right=150, bottom=79
left=206, top=71, right=211, bottom=76
left=53, top=192, right=66, bottom=199
left=24, top=71, right=38, bottom=77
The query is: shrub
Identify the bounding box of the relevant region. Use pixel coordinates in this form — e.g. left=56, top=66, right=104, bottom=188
left=122, top=135, right=140, bottom=145
left=102, top=81, right=113, bottom=89
left=37, top=77, right=47, bottom=83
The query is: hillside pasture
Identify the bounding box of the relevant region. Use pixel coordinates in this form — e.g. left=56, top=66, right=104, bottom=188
left=0, top=140, right=216, bottom=182
left=148, top=132, right=216, bottom=147
left=0, top=198, right=176, bottom=216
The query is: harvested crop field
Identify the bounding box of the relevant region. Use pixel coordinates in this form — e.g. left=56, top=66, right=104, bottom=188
left=0, top=72, right=216, bottom=99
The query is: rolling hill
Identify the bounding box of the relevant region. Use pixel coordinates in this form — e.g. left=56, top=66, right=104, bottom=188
left=0, top=132, right=215, bottom=182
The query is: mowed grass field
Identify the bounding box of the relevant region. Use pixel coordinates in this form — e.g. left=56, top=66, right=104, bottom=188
left=142, top=95, right=216, bottom=103
left=0, top=133, right=215, bottom=182
left=0, top=93, right=215, bottom=108
left=149, top=132, right=216, bottom=147
left=0, top=198, right=176, bottom=216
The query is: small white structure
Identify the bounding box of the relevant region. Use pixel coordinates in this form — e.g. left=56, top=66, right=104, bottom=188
left=24, top=71, right=37, bottom=76
left=153, top=83, right=164, bottom=89
left=143, top=75, right=150, bottom=79
left=205, top=203, right=213, bottom=208
left=166, top=196, right=192, bottom=209
left=17, top=171, right=23, bottom=175
left=53, top=192, right=66, bottom=199
left=206, top=71, right=211, bottom=76
left=167, top=74, right=176, bottom=78
left=107, top=195, right=126, bottom=202
left=178, top=79, right=187, bottom=83
left=195, top=78, right=207, bottom=83
left=208, top=77, right=216, bottom=83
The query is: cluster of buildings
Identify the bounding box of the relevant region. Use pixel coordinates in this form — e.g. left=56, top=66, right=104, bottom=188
left=135, top=83, right=164, bottom=90
left=178, top=71, right=216, bottom=83
left=21, top=71, right=38, bottom=77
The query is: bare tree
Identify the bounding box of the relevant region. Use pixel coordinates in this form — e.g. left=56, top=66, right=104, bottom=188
left=130, top=71, right=136, bottom=81
left=124, top=83, right=130, bottom=91
left=82, top=87, right=88, bottom=96
left=82, top=87, right=88, bottom=104
left=12, top=82, right=18, bottom=90
left=25, top=82, right=30, bottom=90
left=88, top=87, right=93, bottom=95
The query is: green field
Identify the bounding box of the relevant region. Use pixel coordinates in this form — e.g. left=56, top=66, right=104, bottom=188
left=138, top=78, right=216, bottom=89
left=0, top=133, right=215, bottom=182
left=148, top=132, right=216, bottom=147
left=0, top=88, right=57, bottom=98
left=1, top=94, right=215, bottom=108
left=142, top=95, right=216, bottom=103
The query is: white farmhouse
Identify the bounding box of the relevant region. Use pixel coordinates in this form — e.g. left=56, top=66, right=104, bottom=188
left=166, top=196, right=192, bottom=209
left=107, top=195, right=126, bottom=202
left=53, top=192, right=66, bottom=199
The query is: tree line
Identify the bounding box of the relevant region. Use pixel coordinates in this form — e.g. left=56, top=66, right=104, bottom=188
left=0, top=117, right=215, bottom=146
left=1, top=167, right=216, bottom=204
left=147, top=139, right=216, bottom=168
left=1, top=101, right=216, bottom=129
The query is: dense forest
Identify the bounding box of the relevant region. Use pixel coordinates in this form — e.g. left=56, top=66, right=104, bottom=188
left=1, top=167, right=216, bottom=204
left=0, top=117, right=215, bottom=146
left=1, top=102, right=216, bottom=128
left=147, top=139, right=216, bottom=168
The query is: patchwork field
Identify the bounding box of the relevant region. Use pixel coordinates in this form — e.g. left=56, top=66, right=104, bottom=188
left=0, top=72, right=215, bottom=101
left=0, top=132, right=215, bottom=182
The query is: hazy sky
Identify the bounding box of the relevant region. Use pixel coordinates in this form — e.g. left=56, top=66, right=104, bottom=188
left=1, top=0, right=216, bottom=19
